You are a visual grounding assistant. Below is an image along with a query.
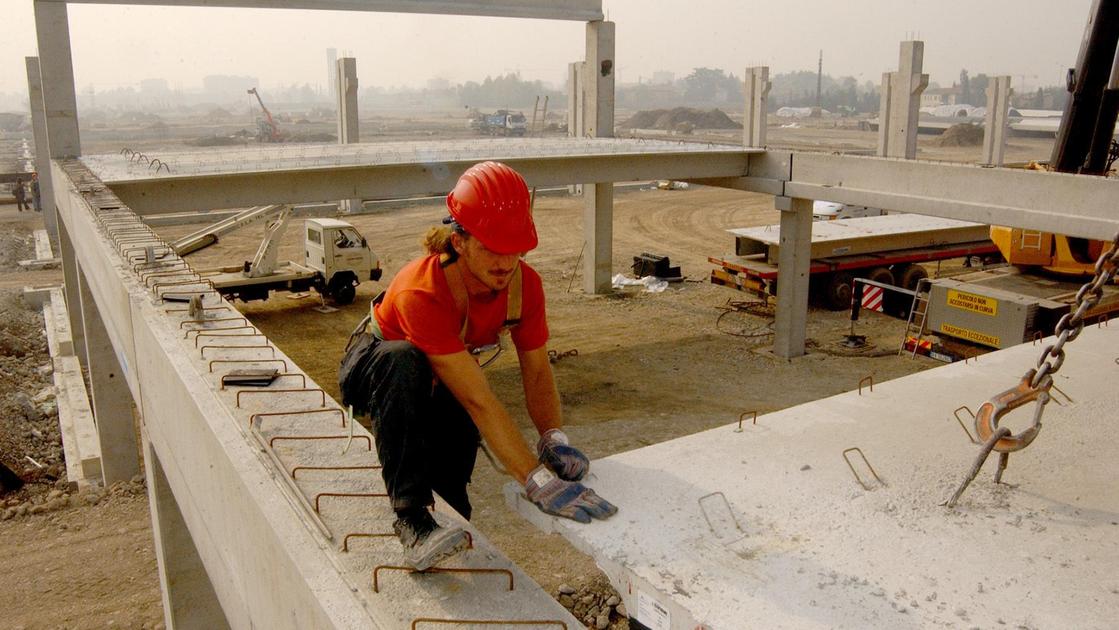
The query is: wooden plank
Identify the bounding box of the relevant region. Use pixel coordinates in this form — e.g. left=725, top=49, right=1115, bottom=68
left=729, top=214, right=991, bottom=262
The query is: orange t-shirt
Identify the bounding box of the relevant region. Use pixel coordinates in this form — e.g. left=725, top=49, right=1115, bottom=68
left=373, top=255, right=548, bottom=356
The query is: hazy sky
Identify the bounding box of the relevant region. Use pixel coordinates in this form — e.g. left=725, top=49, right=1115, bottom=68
left=2, top=1, right=1094, bottom=97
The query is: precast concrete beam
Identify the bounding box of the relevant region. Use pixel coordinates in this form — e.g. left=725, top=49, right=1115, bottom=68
left=82, top=140, right=753, bottom=214
left=509, top=324, right=1119, bottom=629
left=51, top=158, right=578, bottom=627
left=47, top=0, right=604, bottom=20
left=782, top=152, right=1119, bottom=240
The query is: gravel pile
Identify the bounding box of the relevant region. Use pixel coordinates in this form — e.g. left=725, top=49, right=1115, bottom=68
left=0, top=474, right=147, bottom=522
left=934, top=122, right=984, bottom=147
left=0, top=289, right=64, bottom=503
left=555, top=579, right=628, bottom=629
left=620, top=107, right=741, bottom=130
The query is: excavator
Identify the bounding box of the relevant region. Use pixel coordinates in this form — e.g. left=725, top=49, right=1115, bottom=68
left=247, top=87, right=283, bottom=143
left=989, top=0, right=1118, bottom=276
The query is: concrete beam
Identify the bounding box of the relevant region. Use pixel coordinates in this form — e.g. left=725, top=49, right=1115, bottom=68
left=981, top=76, right=1013, bottom=166
left=743, top=67, right=770, bottom=148
left=45, top=0, right=604, bottom=20
left=783, top=152, right=1119, bottom=240
left=93, top=143, right=751, bottom=215
left=772, top=197, right=812, bottom=358
left=510, top=324, right=1119, bottom=628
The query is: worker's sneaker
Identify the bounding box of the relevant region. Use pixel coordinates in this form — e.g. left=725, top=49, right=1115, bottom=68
left=393, top=509, right=469, bottom=571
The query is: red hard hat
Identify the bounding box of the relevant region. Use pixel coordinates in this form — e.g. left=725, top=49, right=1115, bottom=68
left=446, top=161, right=537, bottom=255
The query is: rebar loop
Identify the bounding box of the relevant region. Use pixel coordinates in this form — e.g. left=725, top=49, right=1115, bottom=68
left=842, top=447, right=886, bottom=490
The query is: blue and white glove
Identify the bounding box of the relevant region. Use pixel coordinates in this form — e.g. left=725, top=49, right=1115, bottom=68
left=536, top=428, right=589, bottom=481
left=524, top=465, right=617, bottom=524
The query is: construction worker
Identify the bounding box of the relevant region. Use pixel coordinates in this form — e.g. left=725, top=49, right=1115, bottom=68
left=30, top=173, right=41, bottom=213
left=339, top=161, right=616, bottom=570
left=12, top=178, right=27, bottom=212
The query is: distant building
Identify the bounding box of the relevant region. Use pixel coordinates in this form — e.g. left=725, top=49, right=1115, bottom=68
left=139, top=78, right=169, bottom=95
left=651, top=71, right=675, bottom=85
left=921, top=86, right=962, bottom=108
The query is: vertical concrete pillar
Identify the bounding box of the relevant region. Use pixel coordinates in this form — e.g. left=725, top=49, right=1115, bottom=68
left=336, top=57, right=361, bottom=213
left=25, top=57, right=59, bottom=244
left=34, top=2, right=81, bottom=159
left=773, top=197, right=813, bottom=358
left=567, top=61, right=585, bottom=196
left=877, top=41, right=928, bottom=159
left=145, top=440, right=230, bottom=630
left=56, top=218, right=87, bottom=366
left=982, top=76, right=1013, bottom=166
left=77, top=269, right=140, bottom=484
left=582, top=21, right=615, bottom=294
left=743, top=67, right=771, bottom=148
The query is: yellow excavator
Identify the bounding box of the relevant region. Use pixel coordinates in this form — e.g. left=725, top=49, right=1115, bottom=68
left=991, top=0, right=1118, bottom=277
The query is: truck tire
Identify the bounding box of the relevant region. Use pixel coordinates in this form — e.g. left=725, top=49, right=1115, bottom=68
left=863, top=266, right=895, bottom=287
left=328, top=273, right=357, bottom=305
left=895, top=263, right=929, bottom=291
left=822, top=271, right=855, bottom=310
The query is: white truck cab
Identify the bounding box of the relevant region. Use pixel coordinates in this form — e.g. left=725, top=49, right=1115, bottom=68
left=304, top=218, right=382, bottom=304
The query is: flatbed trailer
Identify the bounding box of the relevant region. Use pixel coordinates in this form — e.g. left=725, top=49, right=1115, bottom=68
left=710, top=241, right=1000, bottom=309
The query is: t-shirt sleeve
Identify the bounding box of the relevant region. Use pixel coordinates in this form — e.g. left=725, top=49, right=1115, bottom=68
left=390, top=289, right=467, bottom=356
left=510, top=265, right=549, bottom=352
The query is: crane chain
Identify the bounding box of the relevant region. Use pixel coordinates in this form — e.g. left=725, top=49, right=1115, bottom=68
left=945, top=232, right=1119, bottom=507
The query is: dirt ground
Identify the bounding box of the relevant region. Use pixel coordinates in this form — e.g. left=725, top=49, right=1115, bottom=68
left=0, top=118, right=1059, bottom=628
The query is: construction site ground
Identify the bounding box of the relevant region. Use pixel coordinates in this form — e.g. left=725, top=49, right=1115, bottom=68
left=0, top=116, right=1059, bottom=628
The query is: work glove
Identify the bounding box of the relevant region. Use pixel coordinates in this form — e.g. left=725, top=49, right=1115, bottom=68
left=524, top=465, right=617, bottom=524
left=536, top=428, right=589, bottom=481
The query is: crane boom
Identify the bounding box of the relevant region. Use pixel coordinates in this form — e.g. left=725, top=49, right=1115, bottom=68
left=247, top=87, right=281, bottom=142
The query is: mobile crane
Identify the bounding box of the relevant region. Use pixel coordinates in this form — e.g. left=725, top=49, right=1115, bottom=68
left=247, top=88, right=282, bottom=143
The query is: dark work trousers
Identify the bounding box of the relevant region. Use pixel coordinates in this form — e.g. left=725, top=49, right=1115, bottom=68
left=343, top=338, right=481, bottom=520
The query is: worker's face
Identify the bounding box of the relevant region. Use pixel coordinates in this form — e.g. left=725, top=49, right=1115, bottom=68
left=454, top=234, right=521, bottom=292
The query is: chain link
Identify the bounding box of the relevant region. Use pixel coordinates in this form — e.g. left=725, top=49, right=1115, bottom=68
left=1030, top=232, right=1119, bottom=388
left=946, top=232, right=1119, bottom=507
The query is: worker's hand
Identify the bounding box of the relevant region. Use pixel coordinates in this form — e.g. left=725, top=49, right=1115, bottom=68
left=524, top=465, right=617, bottom=524
left=536, top=428, right=589, bottom=481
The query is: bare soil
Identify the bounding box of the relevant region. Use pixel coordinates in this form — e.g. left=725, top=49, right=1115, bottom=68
left=0, top=117, right=1059, bottom=628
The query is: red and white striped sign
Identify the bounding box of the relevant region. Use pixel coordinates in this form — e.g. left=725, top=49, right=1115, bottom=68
left=862, top=285, right=885, bottom=312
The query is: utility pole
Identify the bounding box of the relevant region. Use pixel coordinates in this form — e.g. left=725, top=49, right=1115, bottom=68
left=816, top=50, right=823, bottom=110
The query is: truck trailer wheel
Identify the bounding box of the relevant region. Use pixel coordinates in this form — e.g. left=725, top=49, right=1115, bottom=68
left=822, top=271, right=855, bottom=310
left=327, top=273, right=357, bottom=305
left=895, top=263, right=929, bottom=291
left=863, top=266, right=895, bottom=287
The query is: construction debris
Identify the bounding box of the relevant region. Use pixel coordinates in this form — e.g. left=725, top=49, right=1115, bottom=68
left=934, top=122, right=984, bottom=147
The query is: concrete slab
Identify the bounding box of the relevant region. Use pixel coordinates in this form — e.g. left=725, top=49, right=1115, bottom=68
left=509, top=326, right=1119, bottom=629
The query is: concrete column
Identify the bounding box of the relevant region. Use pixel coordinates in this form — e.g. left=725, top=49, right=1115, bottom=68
left=336, top=57, right=361, bottom=213
left=582, top=21, right=615, bottom=294
left=57, top=218, right=87, bottom=366
left=877, top=41, right=928, bottom=159
left=77, top=269, right=140, bottom=484
left=25, top=57, right=59, bottom=244
left=773, top=197, right=813, bottom=358
left=34, top=1, right=81, bottom=159
left=743, top=66, right=771, bottom=148
left=982, top=76, right=1013, bottom=166
left=567, top=61, right=585, bottom=196
left=145, top=440, right=230, bottom=630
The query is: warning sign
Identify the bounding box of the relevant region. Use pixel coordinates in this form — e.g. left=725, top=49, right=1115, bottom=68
left=946, top=289, right=998, bottom=316
left=940, top=323, right=1001, bottom=348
